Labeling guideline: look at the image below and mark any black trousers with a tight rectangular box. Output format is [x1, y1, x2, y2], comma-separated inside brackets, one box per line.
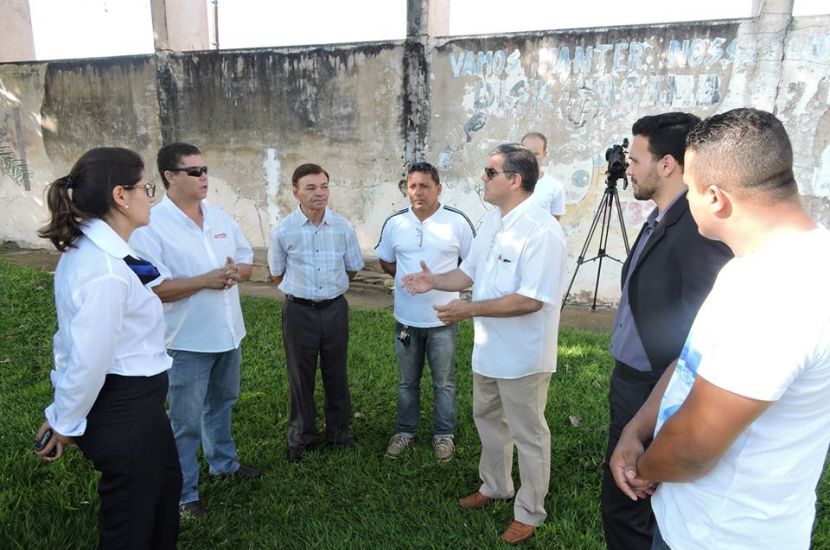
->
[601, 361, 661, 550]
[75, 372, 182, 550]
[282, 295, 351, 449]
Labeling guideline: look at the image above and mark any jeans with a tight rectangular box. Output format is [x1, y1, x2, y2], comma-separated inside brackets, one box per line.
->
[650, 524, 672, 550]
[395, 322, 458, 436]
[167, 347, 241, 504]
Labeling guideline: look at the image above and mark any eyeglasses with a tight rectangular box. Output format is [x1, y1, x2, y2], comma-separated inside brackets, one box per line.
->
[125, 183, 157, 198]
[483, 167, 512, 180]
[169, 166, 208, 177]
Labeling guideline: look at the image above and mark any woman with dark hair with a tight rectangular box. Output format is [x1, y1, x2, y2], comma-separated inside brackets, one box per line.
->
[34, 147, 181, 549]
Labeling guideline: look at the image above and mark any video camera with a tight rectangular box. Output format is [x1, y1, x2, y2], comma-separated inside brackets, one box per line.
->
[605, 138, 629, 189]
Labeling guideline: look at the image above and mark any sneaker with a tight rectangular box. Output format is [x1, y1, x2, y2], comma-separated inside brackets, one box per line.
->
[433, 436, 455, 462]
[384, 433, 414, 458]
[179, 500, 207, 519]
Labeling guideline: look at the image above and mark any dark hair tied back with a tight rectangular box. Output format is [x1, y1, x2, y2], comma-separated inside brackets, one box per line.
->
[39, 147, 144, 251]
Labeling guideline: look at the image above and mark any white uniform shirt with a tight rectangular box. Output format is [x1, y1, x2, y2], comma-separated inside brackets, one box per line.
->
[460, 198, 567, 379]
[375, 204, 475, 327]
[532, 173, 566, 217]
[268, 206, 364, 300]
[46, 219, 172, 437]
[130, 196, 253, 353]
[653, 228, 830, 550]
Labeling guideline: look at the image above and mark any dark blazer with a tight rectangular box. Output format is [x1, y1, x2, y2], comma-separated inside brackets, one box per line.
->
[622, 191, 732, 373]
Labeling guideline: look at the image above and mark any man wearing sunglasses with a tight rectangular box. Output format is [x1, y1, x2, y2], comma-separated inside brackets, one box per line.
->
[131, 142, 261, 521]
[402, 144, 567, 545]
[375, 162, 475, 462]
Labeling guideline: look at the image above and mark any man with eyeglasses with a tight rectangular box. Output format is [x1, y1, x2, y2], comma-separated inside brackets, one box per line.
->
[375, 162, 475, 462]
[402, 144, 567, 545]
[268, 163, 364, 464]
[131, 142, 261, 521]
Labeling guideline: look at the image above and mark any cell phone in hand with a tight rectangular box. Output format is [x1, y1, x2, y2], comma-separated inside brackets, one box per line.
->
[35, 428, 58, 458]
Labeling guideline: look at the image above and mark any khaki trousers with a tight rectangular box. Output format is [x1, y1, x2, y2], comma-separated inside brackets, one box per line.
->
[473, 371, 552, 526]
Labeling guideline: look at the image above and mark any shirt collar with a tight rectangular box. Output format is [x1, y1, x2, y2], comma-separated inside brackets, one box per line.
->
[81, 218, 134, 259]
[297, 205, 330, 226]
[159, 194, 205, 226]
[500, 196, 534, 231]
[653, 190, 686, 225]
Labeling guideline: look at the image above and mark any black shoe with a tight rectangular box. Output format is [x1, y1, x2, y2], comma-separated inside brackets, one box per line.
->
[329, 433, 358, 449]
[179, 500, 207, 519]
[233, 464, 262, 479]
[287, 446, 305, 463]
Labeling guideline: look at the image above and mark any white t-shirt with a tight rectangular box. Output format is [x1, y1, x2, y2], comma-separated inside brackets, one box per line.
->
[131, 196, 254, 353]
[460, 197, 568, 378]
[532, 173, 566, 217]
[653, 227, 830, 550]
[375, 205, 475, 328]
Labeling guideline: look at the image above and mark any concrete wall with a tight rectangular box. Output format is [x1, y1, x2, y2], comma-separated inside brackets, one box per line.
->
[2, 8, 829, 304]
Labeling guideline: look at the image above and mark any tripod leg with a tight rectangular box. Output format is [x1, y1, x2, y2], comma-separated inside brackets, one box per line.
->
[562, 188, 613, 309]
[591, 191, 614, 311]
[612, 188, 630, 254]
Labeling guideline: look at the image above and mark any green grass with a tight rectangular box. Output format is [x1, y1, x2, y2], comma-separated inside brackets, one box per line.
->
[0, 259, 827, 549]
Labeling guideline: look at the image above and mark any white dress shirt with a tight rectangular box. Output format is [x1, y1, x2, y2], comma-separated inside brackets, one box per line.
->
[130, 196, 254, 352]
[46, 218, 172, 437]
[375, 204, 475, 327]
[460, 198, 568, 378]
[268, 206, 364, 300]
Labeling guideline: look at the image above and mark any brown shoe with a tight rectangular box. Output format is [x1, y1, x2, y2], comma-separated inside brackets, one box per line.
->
[500, 520, 535, 545]
[458, 491, 495, 509]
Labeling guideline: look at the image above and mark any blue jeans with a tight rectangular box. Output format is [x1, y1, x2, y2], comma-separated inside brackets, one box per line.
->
[167, 347, 241, 504]
[395, 322, 458, 436]
[650, 524, 672, 550]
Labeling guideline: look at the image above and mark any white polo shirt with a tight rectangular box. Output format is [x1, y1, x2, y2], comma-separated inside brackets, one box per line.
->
[130, 195, 254, 353]
[532, 173, 566, 217]
[47, 219, 171, 436]
[460, 197, 567, 379]
[375, 204, 475, 328]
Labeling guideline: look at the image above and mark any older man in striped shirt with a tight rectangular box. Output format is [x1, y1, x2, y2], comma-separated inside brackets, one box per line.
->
[268, 163, 364, 463]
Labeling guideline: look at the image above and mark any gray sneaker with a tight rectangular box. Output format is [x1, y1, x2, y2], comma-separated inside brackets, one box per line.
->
[385, 433, 414, 458]
[433, 436, 455, 462]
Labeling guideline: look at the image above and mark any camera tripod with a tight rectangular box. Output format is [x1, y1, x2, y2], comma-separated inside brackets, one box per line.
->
[562, 180, 631, 311]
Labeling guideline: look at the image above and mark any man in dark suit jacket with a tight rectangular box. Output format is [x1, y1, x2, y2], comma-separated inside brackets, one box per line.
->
[601, 113, 733, 550]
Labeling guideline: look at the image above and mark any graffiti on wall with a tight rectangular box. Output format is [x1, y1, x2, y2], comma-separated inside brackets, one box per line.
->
[437, 34, 759, 205]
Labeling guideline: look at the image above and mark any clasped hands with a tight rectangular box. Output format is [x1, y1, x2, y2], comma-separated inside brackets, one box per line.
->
[205, 256, 241, 290]
[401, 260, 473, 324]
[609, 429, 659, 501]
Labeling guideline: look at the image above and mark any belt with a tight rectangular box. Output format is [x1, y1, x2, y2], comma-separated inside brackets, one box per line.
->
[286, 294, 341, 309]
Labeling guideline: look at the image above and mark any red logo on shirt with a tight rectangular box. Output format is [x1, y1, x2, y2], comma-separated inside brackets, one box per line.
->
[214, 233, 227, 239]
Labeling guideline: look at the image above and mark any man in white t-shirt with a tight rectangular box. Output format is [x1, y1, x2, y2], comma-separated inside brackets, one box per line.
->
[403, 144, 567, 545]
[131, 143, 261, 520]
[375, 162, 475, 462]
[521, 132, 565, 220]
[610, 108, 830, 550]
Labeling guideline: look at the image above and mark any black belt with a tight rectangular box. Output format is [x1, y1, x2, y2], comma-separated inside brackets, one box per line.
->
[286, 294, 341, 309]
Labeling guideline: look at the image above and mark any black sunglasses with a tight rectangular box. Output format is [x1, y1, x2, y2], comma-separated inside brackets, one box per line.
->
[170, 166, 208, 177]
[483, 167, 512, 180]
